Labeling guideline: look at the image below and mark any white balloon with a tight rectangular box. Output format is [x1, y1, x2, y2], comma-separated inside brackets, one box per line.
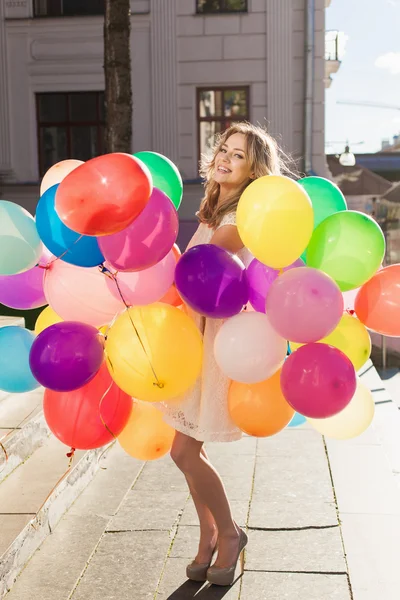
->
[214, 311, 287, 383]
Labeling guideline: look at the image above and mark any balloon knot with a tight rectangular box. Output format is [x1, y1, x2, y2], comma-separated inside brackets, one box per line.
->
[154, 381, 165, 389]
[66, 447, 75, 459]
[347, 309, 355, 316]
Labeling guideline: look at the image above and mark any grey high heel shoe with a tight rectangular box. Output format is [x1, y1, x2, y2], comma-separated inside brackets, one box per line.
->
[186, 544, 218, 582]
[206, 528, 248, 586]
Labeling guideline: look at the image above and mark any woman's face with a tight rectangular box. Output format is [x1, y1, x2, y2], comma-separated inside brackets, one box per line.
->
[213, 132, 254, 189]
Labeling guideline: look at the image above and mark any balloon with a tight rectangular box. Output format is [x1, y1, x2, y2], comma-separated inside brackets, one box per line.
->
[0, 327, 40, 393]
[34, 305, 63, 335]
[228, 370, 295, 437]
[0, 262, 46, 309]
[105, 250, 176, 306]
[44, 260, 123, 327]
[134, 151, 183, 210]
[247, 257, 304, 313]
[175, 244, 248, 318]
[40, 159, 84, 196]
[236, 176, 313, 269]
[36, 184, 104, 267]
[307, 379, 374, 440]
[55, 153, 152, 236]
[160, 284, 183, 307]
[105, 304, 203, 402]
[306, 211, 385, 291]
[43, 363, 132, 450]
[0, 200, 42, 275]
[287, 412, 307, 428]
[214, 312, 287, 383]
[266, 267, 343, 343]
[98, 188, 178, 272]
[298, 176, 347, 230]
[29, 322, 104, 392]
[280, 343, 356, 418]
[290, 314, 371, 371]
[354, 264, 400, 336]
[118, 400, 175, 460]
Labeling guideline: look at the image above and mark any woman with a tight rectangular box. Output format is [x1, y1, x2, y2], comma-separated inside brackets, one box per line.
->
[160, 122, 289, 586]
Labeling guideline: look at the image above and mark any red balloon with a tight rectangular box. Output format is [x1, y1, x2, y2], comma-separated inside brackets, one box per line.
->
[355, 264, 400, 336]
[55, 153, 152, 236]
[43, 362, 132, 450]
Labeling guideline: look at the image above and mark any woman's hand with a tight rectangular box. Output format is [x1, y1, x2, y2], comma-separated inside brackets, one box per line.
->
[210, 225, 244, 254]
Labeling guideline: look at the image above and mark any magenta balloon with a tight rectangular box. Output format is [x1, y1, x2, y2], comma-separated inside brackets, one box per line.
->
[281, 343, 356, 418]
[247, 257, 304, 313]
[98, 188, 179, 272]
[266, 267, 343, 343]
[0, 248, 52, 310]
[29, 321, 104, 392]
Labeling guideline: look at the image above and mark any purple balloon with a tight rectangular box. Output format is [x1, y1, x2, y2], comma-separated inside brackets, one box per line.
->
[281, 343, 356, 418]
[247, 257, 304, 313]
[0, 265, 47, 309]
[175, 244, 249, 318]
[98, 187, 179, 272]
[29, 322, 104, 392]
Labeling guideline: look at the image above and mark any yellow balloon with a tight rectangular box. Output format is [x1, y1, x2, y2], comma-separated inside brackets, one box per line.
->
[118, 400, 175, 461]
[237, 175, 313, 269]
[307, 379, 374, 440]
[34, 305, 63, 335]
[105, 303, 203, 402]
[290, 314, 371, 371]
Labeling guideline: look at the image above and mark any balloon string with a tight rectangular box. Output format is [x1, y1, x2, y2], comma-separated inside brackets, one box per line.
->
[37, 235, 85, 270]
[99, 265, 164, 389]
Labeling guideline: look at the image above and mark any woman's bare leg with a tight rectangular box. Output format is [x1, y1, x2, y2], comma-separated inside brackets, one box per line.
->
[171, 431, 241, 568]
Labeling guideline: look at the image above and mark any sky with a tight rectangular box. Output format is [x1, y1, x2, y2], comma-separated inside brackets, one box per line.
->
[325, 0, 400, 155]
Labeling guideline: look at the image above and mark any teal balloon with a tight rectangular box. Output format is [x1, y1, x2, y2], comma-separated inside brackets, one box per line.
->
[298, 177, 347, 231]
[134, 151, 183, 210]
[0, 326, 40, 393]
[0, 201, 42, 275]
[288, 413, 307, 428]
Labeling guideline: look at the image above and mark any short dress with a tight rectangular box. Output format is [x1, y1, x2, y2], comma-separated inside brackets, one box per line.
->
[158, 211, 253, 443]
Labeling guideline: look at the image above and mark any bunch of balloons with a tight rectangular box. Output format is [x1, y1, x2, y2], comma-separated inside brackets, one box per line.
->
[0, 152, 201, 460]
[175, 174, 396, 441]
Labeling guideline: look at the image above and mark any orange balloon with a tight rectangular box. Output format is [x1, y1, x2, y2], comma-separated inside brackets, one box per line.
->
[172, 243, 181, 261]
[55, 153, 152, 236]
[160, 283, 182, 307]
[228, 370, 295, 437]
[118, 400, 175, 460]
[355, 264, 400, 336]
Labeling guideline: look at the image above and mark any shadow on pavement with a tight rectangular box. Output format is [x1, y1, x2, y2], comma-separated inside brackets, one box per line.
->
[166, 576, 242, 599]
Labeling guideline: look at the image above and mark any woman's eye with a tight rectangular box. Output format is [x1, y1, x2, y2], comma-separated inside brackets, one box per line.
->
[220, 148, 227, 153]
[235, 154, 244, 159]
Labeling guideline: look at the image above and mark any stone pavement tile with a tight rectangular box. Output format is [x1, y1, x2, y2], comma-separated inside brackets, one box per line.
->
[156, 557, 241, 600]
[71, 530, 171, 600]
[245, 528, 346, 572]
[133, 456, 187, 492]
[0, 514, 33, 556]
[240, 572, 351, 599]
[0, 389, 43, 428]
[206, 435, 257, 457]
[107, 489, 188, 531]
[181, 499, 248, 528]
[169, 526, 200, 559]
[257, 429, 324, 457]
[222, 475, 254, 501]
[205, 452, 255, 478]
[249, 453, 337, 528]
[339, 513, 400, 600]
[326, 440, 400, 515]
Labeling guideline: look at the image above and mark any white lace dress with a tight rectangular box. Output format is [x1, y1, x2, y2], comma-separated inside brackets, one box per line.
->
[158, 212, 253, 442]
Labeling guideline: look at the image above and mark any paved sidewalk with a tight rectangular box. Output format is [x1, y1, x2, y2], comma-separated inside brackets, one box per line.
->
[5, 427, 351, 600]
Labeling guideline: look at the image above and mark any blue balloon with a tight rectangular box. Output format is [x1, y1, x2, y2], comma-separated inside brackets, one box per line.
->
[35, 184, 104, 267]
[0, 327, 40, 393]
[287, 412, 307, 428]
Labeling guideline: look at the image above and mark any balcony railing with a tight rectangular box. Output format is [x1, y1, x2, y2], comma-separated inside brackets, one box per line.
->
[34, 0, 104, 17]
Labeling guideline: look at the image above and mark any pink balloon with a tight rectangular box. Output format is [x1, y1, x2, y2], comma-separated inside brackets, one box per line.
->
[44, 260, 123, 327]
[247, 257, 304, 313]
[105, 250, 176, 306]
[98, 188, 179, 272]
[281, 343, 356, 418]
[266, 267, 343, 343]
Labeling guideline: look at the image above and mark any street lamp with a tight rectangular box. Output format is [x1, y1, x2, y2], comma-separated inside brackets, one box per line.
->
[339, 143, 356, 167]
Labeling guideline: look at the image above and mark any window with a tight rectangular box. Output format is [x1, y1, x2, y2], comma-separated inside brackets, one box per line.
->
[34, 0, 104, 17]
[36, 92, 105, 176]
[197, 87, 250, 158]
[196, 0, 247, 14]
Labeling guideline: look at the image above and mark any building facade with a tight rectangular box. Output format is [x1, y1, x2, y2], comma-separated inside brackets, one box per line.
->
[0, 0, 332, 229]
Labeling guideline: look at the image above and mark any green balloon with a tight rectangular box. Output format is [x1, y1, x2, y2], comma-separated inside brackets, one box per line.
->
[0, 201, 42, 275]
[298, 177, 347, 230]
[306, 211, 385, 291]
[134, 151, 183, 210]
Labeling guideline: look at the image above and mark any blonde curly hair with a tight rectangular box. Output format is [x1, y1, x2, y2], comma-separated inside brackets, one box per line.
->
[197, 122, 295, 228]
